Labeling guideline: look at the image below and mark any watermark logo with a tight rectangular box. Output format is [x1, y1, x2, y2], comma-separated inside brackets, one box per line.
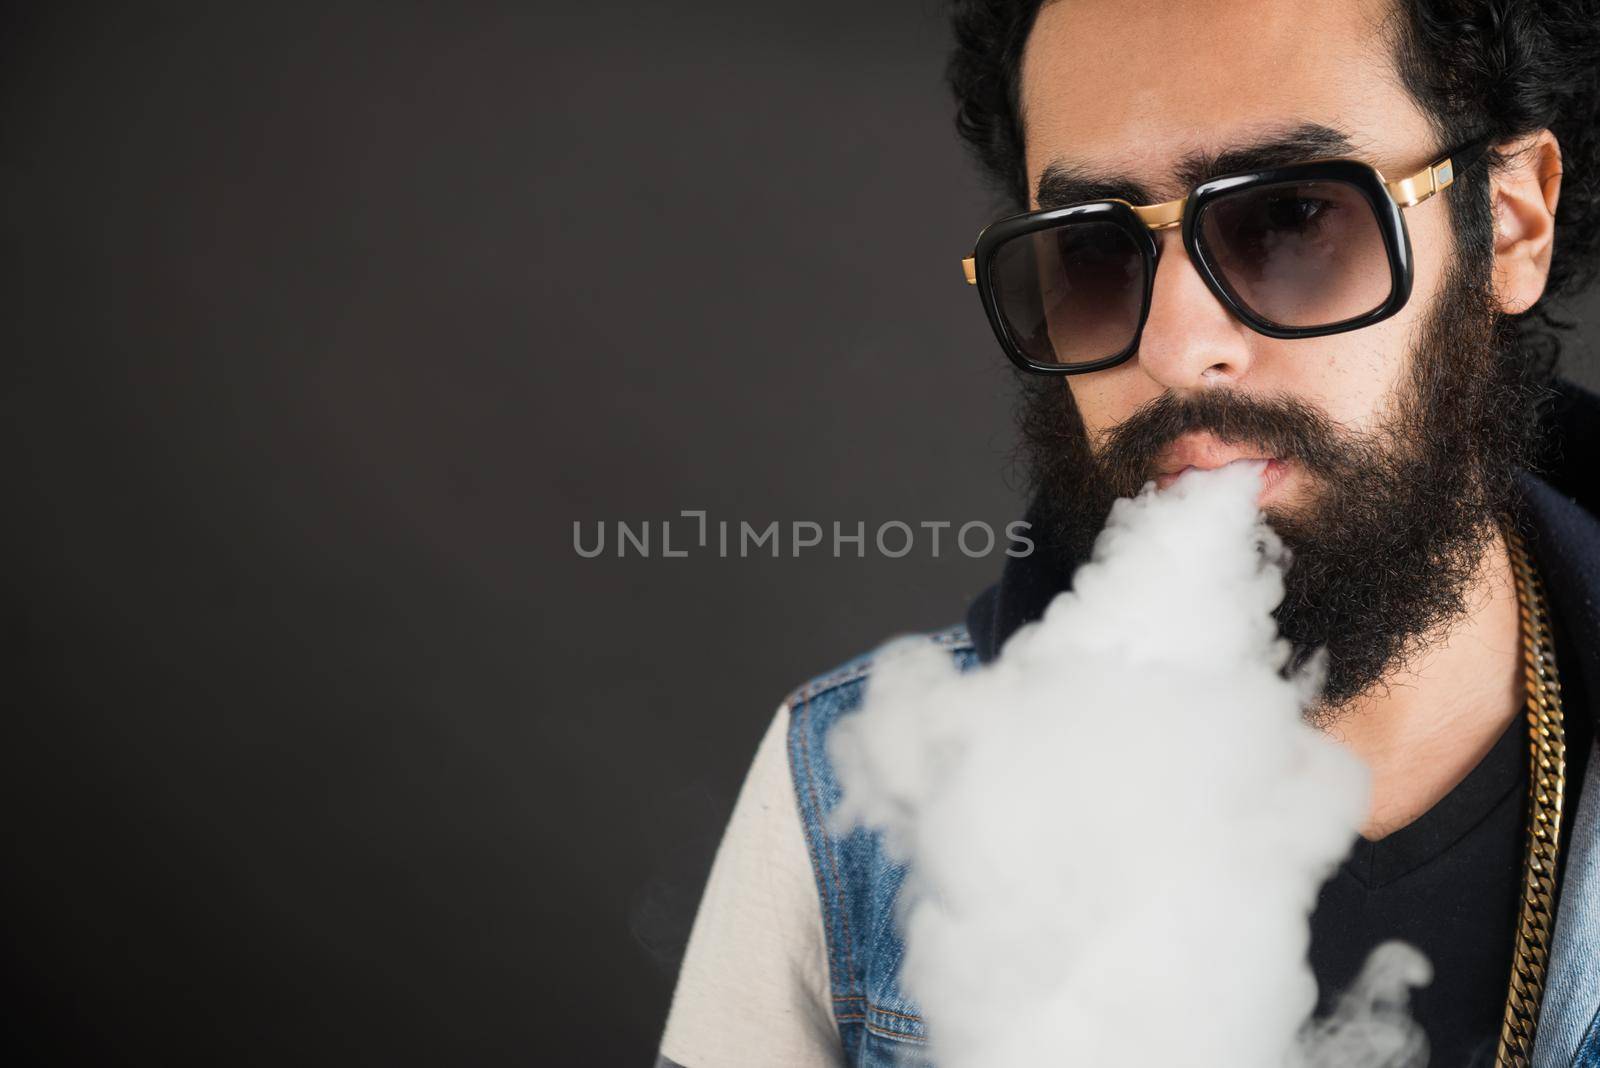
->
[574, 511, 1033, 559]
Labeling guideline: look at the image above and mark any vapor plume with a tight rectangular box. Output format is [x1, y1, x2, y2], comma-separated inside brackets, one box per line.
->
[829, 462, 1429, 1066]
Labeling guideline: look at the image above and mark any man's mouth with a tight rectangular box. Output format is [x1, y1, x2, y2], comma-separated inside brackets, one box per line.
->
[1152, 434, 1290, 497]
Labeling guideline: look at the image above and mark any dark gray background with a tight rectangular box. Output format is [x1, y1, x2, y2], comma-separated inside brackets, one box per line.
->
[7, 3, 1597, 1065]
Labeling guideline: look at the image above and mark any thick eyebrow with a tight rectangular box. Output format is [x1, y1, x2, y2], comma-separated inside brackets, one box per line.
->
[1034, 123, 1359, 210]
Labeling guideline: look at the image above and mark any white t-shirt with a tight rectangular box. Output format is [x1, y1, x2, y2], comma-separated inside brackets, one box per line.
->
[657, 706, 843, 1067]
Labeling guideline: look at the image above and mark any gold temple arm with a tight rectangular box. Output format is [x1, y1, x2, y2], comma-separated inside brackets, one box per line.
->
[1383, 155, 1457, 208]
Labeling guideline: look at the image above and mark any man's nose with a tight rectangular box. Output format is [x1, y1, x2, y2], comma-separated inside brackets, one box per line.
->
[1135, 234, 1258, 389]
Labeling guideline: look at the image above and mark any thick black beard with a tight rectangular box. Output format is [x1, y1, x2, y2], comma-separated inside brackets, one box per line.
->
[1019, 267, 1545, 715]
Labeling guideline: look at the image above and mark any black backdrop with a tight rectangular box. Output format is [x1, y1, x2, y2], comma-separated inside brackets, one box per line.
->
[7, 4, 1598, 1065]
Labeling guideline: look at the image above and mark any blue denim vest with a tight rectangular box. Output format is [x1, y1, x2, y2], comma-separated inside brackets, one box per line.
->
[785, 473, 1600, 1067]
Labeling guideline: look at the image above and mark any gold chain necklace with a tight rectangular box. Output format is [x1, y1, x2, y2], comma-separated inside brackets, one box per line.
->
[1495, 528, 1568, 1066]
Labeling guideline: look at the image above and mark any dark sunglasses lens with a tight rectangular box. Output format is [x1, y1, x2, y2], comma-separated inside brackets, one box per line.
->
[1197, 179, 1393, 329]
[989, 219, 1147, 367]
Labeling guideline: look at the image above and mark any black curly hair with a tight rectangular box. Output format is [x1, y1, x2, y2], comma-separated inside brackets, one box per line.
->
[948, 0, 1600, 384]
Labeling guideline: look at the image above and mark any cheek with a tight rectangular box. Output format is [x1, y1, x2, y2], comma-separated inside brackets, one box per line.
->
[1259, 333, 1404, 433]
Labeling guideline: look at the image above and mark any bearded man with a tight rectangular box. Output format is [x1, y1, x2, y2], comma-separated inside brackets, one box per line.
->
[659, 1, 1600, 1065]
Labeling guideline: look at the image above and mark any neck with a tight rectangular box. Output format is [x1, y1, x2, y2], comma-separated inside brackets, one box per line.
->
[1323, 528, 1524, 840]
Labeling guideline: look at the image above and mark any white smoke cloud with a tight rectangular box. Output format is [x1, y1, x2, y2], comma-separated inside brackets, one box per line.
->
[828, 462, 1431, 1067]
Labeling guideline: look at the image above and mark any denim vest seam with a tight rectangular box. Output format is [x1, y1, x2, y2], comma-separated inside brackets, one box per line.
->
[869, 1003, 924, 1023]
[779, 627, 973, 713]
[783, 664, 873, 712]
[866, 999, 929, 1041]
[866, 1000, 928, 1043]
[821, 995, 937, 1026]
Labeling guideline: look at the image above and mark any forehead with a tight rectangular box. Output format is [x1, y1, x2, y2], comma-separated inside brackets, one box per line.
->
[1019, 0, 1432, 202]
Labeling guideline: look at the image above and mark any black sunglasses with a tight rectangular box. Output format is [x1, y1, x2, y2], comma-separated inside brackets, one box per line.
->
[961, 139, 1491, 375]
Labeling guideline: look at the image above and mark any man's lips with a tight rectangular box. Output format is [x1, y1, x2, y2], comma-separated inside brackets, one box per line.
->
[1152, 434, 1288, 494]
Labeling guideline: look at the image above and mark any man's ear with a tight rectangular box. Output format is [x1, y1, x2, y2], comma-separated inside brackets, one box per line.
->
[1489, 130, 1562, 315]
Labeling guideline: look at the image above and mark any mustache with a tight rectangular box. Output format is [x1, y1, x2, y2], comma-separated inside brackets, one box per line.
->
[1095, 391, 1369, 496]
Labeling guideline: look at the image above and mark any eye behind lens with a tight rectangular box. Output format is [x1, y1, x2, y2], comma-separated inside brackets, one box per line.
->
[1196, 179, 1394, 331]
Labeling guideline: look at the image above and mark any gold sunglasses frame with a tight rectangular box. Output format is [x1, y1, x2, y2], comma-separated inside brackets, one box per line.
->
[961, 149, 1463, 285]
